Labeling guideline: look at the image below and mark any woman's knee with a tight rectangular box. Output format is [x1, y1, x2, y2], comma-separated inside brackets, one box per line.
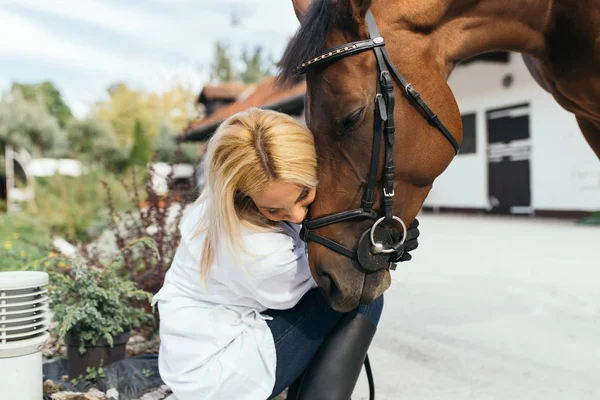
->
[356, 294, 384, 326]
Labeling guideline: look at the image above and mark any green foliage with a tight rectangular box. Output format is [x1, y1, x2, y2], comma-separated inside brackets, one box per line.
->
[67, 118, 129, 170]
[178, 142, 202, 164]
[128, 120, 152, 166]
[210, 41, 236, 83]
[153, 121, 200, 164]
[0, 212, 52, 271]
[92, 82, 196, 148]
[71, 367, 105, 386]
[11, 81, 73, 128]
[26, 238, 157, 354]
[0, 91, 69, 157]
[209, 42, 274, 84]
[240, 45, 274, 84]
[577, 210, 600, 225]
[28, 163, 144, 242]
[154, 121, 177, 163]
[88, 161, 195, 294]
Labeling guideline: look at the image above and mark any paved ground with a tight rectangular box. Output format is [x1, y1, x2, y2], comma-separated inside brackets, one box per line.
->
[352, 213, 600, 400]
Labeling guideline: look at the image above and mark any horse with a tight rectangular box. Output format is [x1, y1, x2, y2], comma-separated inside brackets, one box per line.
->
[276, 0, 600, 312]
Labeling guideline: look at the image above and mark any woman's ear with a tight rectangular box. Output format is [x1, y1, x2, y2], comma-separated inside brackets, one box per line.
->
[292, 0, 313, 21]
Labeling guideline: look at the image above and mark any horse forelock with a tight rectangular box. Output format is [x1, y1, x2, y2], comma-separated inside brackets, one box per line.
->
[276, 0, 332, 86]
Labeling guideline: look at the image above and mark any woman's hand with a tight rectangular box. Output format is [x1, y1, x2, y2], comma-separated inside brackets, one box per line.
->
[396, 218, 420, 262]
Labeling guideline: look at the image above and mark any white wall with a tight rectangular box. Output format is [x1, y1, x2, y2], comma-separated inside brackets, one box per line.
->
[424, 53, 600, 212]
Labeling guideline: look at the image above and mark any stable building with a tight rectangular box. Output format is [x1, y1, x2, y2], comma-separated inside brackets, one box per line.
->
[423, 52, 600, 217]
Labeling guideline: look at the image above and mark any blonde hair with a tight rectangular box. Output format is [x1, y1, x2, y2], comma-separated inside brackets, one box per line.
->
[195, 107, 317, 282]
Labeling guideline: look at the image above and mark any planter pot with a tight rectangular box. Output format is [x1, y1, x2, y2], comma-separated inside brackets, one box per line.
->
[64, 330, 130, 379]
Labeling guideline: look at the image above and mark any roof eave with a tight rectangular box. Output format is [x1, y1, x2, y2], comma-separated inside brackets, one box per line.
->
[178, 93, 305, 143]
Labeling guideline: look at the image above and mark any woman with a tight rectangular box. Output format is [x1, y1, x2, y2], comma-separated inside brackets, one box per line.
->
[153, 108, 418, 400]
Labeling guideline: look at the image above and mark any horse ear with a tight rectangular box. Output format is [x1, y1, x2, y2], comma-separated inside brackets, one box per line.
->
[348, 0, 372, 19]
[292, 0, 312, 21]
[335, 0, 372, 35]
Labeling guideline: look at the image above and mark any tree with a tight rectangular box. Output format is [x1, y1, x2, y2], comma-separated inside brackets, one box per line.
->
[11, 81, 73, 128]
[209, 41, 236, 83]
[92, 83, 196, 149]
[146, 83, 196, 134]
[240, 45, 274, 84]
[154, 121, 177, 163]
[0, 91, 68, 157]
[153, 121, 202, 164]
[67, 117, 128, 169]
[93, 83, 152, 148]
[128, 120, 151, 166]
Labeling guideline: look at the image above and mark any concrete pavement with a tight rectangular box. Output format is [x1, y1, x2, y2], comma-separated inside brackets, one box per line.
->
[352, 213, 600, 400]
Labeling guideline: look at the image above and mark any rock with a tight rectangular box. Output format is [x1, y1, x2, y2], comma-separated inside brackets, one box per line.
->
[126, 333, 160, 357]
[51, 393, 88, 400]
[44, 379, 64, 395]
[88, 388, 106, 399]
[43, 326, 66, 360]
[128, 335, 145, 344]
[44, 355, 164, 400]
[138, 385, 172, 400]
[50, 388, 107, 400]
[106, 388, 119, 400]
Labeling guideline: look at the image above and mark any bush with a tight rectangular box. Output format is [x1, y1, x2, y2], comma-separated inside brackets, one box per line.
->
[28, 163, 146, 243]
[67, 118, 129, 171]
[0, 90, 68, 157]
[128, 120, 151, 167]
[0, 212, 52, 271]
[83, 161, 195, 294]
[153, 121, 177, 163]
[26, 238, 157, 354]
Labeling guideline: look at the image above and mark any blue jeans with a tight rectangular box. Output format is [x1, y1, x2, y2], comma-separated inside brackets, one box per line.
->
[265, 288, 384, 398]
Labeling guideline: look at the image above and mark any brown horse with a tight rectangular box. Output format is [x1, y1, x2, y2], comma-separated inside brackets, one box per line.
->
[277, 0, 600, 311]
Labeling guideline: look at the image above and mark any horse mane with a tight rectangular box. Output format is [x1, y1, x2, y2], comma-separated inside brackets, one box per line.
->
[276, 0, 332, 86]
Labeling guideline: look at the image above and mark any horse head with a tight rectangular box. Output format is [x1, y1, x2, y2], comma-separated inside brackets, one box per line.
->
[278, 0, 464, 311]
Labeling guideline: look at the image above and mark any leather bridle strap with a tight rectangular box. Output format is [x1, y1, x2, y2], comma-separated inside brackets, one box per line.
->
[294, 38, 386, 75]
[301, 208, 378, 260]
[366, 14, 396, 222]
[365, 11, 460, 154]
[360, 95, 385, 212]
[303, 208, 377, 230]
[302, 230, 358, 259]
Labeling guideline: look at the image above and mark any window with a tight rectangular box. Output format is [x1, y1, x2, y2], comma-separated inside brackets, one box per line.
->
[459, 113, 477, 154]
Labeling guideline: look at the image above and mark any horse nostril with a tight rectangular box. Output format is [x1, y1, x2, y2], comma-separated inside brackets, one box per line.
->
[316, 266, 335, 298]
[319, 273, 333, 298]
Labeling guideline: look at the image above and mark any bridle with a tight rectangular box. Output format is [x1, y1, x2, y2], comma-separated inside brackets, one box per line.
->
[295, 10, 460, 272]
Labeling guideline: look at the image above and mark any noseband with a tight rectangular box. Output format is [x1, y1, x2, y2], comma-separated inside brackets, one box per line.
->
[296, 10, 460, 272]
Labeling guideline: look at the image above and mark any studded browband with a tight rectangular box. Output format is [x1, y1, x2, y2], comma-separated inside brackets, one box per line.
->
[293, 37, 386, 75]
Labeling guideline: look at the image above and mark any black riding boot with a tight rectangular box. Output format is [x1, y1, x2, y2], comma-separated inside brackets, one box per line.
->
[289, 311, 377, 400]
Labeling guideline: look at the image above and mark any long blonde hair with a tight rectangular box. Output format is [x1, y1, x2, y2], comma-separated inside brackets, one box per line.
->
[195, 107, 317, 282]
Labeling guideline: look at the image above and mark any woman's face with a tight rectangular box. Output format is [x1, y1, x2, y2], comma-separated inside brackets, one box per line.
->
[251, 181, 316, 224]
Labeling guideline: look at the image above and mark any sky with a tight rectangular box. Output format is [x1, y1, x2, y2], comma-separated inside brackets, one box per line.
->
[0, 0, 301, 118]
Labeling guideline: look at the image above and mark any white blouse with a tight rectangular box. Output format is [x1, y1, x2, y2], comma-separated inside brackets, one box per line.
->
[152, 201, 317, 400]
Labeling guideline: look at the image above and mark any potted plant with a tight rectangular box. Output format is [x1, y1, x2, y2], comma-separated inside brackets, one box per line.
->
[27, 238, 156, 379]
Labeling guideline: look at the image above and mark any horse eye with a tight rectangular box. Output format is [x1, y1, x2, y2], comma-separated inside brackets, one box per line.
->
[339, 108, 365, 134]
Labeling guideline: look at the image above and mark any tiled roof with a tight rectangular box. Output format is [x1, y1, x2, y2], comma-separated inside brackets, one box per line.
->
[181, 77, 306, 141]
[198, 83, 252, 101]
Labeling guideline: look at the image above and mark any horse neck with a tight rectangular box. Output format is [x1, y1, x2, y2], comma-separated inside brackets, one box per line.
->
[380, 0, 556, 76]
